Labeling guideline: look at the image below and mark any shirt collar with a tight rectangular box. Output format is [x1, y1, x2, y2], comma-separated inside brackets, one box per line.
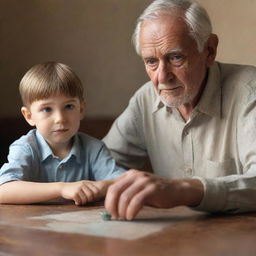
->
[196, 62, 221, 118]
[69, 134, 82, 164]
[151, 62, 221, 118]
[152, 96, 164, 113]
[36, 130, 53, 161]
[36, 130, 82, 163]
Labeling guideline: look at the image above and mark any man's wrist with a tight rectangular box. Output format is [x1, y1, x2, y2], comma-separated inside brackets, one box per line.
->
[178, 178, 204, 207]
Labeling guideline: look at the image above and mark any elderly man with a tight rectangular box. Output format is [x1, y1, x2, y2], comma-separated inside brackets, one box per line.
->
[103, 0, 256, 220]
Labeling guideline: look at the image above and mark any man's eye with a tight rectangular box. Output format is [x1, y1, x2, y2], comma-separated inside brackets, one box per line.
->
[169, 55, 184, 66]
[145, 58, 158, 66]
[65, 104, 74, 110]
[42, 107, 51, 112]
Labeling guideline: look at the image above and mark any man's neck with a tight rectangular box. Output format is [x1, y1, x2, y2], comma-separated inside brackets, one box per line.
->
[177, 104, 194, 121]
[177, 70, 209, 121]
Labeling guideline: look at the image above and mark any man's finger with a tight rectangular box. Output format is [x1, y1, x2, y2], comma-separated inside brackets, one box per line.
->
[117, 175, 152, 219]
[105, 172, 137, 218]
[125, 183, 156, 220]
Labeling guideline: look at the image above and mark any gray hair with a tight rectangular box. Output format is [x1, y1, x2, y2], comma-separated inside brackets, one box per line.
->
[132, 0, 212, 54]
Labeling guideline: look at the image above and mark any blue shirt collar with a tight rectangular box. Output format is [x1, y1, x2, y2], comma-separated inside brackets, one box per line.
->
[69, 134, 82, 164]
[35, 130, 81, 163]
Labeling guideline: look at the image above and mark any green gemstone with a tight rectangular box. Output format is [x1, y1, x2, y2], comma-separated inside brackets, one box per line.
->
[101, 211, 112, 221]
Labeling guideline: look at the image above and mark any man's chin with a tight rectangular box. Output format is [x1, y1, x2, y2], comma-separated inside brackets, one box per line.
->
[160, 92, 196, 108]
[160, 96, 184, 108]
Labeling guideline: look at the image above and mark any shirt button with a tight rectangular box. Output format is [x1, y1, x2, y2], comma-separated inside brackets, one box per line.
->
[185, 168, 193, 177]
[59, 164, 64, 169]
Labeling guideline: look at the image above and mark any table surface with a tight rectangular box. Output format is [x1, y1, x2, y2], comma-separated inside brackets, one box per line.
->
[1, 201, 256, 256]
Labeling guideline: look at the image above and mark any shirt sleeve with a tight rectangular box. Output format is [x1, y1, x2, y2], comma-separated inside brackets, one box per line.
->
[89, 143, 126, 180]
[103, 94, 148, 169]
[194, 95, 256, 213]
[0, 140, 36, 185]
[0, 142, 34, 185]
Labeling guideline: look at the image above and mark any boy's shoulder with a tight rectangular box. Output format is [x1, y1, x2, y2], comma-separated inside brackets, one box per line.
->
[76, 132, 105, 149]
[7, 129, 41, 160]
[11, 129, 38, 148]
[75, 132, 110, 161]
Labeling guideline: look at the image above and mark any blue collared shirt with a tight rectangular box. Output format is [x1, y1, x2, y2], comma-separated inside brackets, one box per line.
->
[0, 129, 126, 184]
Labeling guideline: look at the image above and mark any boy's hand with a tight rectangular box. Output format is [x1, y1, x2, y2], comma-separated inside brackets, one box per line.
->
[60, 180, 107, 205]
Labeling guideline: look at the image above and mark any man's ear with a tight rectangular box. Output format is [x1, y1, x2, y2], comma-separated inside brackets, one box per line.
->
[21, 106, 35, 126]
[205, 34, 219, 67]
[80, 101, 86, 120]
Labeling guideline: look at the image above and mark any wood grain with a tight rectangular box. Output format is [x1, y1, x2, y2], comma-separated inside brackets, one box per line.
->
[0, 203, 256, 256]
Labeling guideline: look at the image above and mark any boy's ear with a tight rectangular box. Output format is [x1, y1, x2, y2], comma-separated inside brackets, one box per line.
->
[80, 101, 86, 120]
[21, 106, 35, 126]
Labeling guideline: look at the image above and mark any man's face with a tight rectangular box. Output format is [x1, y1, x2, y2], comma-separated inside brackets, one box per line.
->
[140, 15, 214, 109]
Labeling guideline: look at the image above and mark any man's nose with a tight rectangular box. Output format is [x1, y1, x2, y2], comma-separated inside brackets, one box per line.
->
[157, 62, 173, 84]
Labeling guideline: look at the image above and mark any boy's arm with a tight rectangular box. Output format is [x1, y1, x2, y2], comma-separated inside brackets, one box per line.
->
[0, 179, 115, 205]
[0, 181, 64, 204]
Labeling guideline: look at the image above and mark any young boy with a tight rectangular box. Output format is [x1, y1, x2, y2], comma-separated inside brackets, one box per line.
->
[0, 61, 126, 205]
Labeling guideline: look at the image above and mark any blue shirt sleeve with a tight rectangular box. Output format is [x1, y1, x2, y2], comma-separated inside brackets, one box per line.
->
[0, 141, 35, 185]
[89, 142, 126, 180]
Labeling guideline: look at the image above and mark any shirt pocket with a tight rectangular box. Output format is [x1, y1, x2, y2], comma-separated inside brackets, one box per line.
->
[205, 158, 236, 178]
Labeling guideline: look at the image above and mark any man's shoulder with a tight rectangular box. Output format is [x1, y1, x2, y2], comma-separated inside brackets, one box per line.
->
[134, 80, 155, 95]
[130, 80, 157, 106]
[219, 62, 256, 85]
[219, 62, 256, 101]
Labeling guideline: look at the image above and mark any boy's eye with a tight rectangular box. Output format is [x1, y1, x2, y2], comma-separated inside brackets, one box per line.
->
[42, 107, 52, 113]
[65, 104, 74, 110]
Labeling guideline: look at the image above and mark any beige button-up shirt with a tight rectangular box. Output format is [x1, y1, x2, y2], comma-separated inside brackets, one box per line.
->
[103, 62, 256, 213]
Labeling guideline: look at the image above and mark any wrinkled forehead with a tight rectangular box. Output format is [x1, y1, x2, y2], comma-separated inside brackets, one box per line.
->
[139, 15, 196, 56]
[140, 14, 190, 42]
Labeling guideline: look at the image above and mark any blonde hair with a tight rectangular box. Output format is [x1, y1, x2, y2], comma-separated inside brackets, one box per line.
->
[19, 61, 85, 106]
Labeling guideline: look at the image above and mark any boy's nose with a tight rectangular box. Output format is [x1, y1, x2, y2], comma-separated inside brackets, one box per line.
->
[55, 111, 66, 123]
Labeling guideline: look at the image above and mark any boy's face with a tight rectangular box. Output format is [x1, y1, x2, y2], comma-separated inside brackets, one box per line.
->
[21, 94, 85, 154]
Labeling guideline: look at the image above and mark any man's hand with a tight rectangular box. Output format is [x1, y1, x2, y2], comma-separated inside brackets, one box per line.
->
[60, 180, 107, 205]
[104, 170, 204, 220]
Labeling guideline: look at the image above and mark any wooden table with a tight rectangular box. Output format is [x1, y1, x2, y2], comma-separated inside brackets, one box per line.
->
[1, 202, 256, 256]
